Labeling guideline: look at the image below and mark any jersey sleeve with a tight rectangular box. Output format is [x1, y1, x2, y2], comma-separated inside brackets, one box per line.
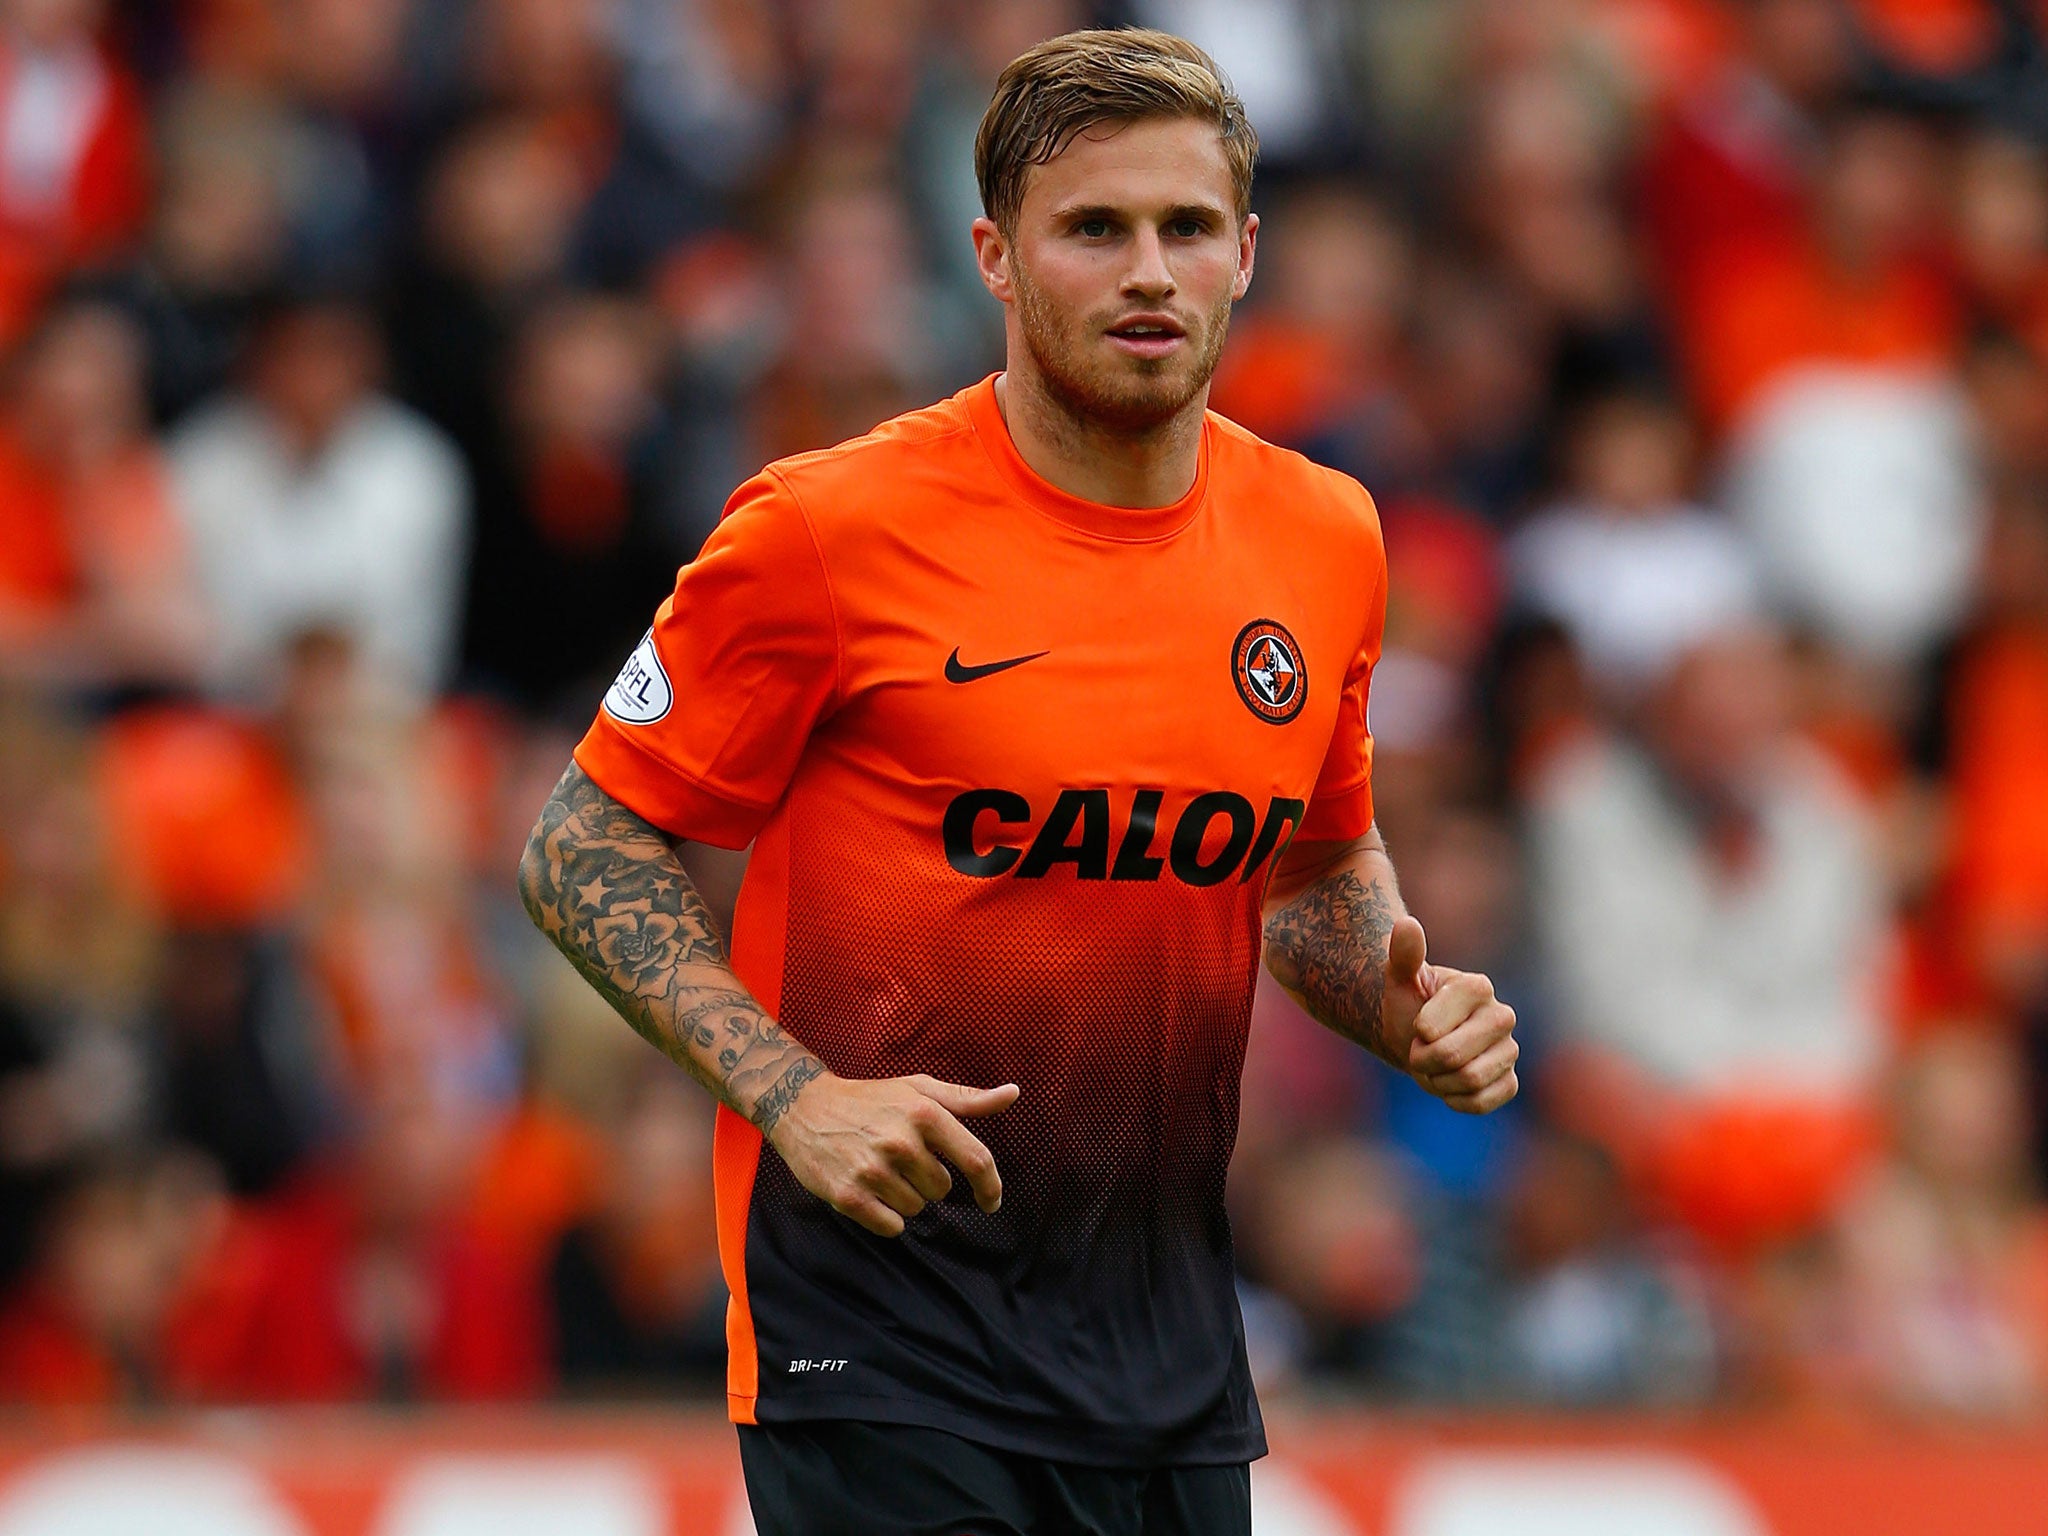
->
[573, 470, 840, 847]
[1299, 489, 1388, 843]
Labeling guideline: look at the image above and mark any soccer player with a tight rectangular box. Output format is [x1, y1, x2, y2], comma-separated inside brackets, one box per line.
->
[519, 28, 1518, 1536]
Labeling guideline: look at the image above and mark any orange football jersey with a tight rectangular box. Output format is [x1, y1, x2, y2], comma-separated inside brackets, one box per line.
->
[574, 374, 1385, 1464]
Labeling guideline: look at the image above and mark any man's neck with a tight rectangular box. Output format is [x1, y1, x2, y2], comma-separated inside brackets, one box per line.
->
[262, 398, 358, 467]
[994, 368, 1205, 510]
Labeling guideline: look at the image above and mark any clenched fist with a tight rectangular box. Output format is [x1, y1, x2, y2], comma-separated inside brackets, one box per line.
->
[767, 1072, 1020, 1236]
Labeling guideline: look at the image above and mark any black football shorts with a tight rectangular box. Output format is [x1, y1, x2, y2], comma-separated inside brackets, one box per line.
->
[737, 1419, 1253, 1536]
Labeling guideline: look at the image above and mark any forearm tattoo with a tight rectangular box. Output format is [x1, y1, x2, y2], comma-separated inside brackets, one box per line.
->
[518, 762, 823, 1132]
[1263, 866, 1399, 1068]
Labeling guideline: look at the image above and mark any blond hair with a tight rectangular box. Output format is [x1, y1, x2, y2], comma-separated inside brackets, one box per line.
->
[975, 28, 1258, 234]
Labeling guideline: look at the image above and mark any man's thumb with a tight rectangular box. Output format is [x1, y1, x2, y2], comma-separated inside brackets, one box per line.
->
[919, 1078, 1021, 1118]
[1387, 915, 1429, 988]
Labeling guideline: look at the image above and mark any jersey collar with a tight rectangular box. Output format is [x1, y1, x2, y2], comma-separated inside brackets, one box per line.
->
[965, 373, 1211, 542]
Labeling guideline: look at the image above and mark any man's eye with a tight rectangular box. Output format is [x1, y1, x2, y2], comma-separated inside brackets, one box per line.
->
[1077, 220, 1111, 238]
[1171, 219, 1204, 237]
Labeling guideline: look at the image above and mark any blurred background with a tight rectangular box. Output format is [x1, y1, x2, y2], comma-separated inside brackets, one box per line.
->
[4, 0, 2048, 1521]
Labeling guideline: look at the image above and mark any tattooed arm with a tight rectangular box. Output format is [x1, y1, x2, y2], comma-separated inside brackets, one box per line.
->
[1262, 826, 1520, 1115]
[518, 761, 820, 1126]
[519, 763, 1016, 1233]
[1262, 828, 1404, 1069]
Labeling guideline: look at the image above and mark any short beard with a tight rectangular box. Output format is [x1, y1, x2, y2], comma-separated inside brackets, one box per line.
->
[1011, 262, 1233, 439]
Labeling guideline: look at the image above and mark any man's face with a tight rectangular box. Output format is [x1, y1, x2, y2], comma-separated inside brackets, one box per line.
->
[976, 115, 1256, 433]
[254, 306, 380, 449]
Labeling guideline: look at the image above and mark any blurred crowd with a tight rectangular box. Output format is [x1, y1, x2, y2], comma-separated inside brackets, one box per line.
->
[4, 0, 2048, 1420]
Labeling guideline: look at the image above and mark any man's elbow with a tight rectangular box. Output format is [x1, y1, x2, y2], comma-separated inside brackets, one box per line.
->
[1259, 907, 1304, 990]
[1264, 831, 1376, 910]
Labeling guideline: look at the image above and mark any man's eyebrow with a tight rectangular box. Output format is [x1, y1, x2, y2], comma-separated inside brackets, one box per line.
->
[1048, 201, 1230, 224]
[1049, 203, 1122, 224]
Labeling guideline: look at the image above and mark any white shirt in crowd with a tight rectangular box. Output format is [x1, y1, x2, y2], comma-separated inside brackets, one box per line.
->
[1508, 502, 1763, 697]
[168, 396, 470, 701]
[1721, 366, 1983, 664]
[1528, 733, 1887, 1099]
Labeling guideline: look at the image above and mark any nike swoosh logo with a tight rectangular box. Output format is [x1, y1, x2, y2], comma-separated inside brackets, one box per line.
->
[945, 647, 1050, 684]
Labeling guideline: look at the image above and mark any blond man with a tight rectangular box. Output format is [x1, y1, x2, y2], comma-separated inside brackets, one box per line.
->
[522, 28, 1517, 1535]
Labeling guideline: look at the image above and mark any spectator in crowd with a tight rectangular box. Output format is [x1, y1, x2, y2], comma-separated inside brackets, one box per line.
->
[0, 297, 211, 691]
[1837, 1028, 2048, 1416]
[1637, 0, 1851, 321]
[296, 681, 518, 1125]
[1231, 1130, 1423, 1388]
[1684, 102, 1955, 435]
[902, 0, 1086, 351]
[744, 174, 960, 466]
[1931, 482, 2048, 1171]
[387, 111, 587, 462]
[0, 711, 159, 1287]
[153, 926, 334, 1200]
[164, 1075, 545, 1402]
[168, 290, 470, 703]
[613, 0, 787, 199]
[1404, 267, 1553, 522]
[1455, 59, 1665, 402]
[1369, 499, 1504, 780]
[1721, 359, 1982, 672]
[1530, 621, 1889, 1258]
[96, 698, 310, 930]
[264, 0, 419, 284]
[120, 88, 292, 423]
[1497, 1130, 1716, 1405]
[0, 1151, 230, 1405]
[1508, 387, 1759, 699]
[782, 0, 927, 169]
[0, 0, 148, 342]
[1953, 132, 2048, 337]
[1377, 804, 1534, 1207]
[548, 1075, 724, 1395]
[1206, 180, 1420, 485]
[1963, 327, 2048, 484]
[1129, 0, 1365, 168]
[460, 292, 687, 708]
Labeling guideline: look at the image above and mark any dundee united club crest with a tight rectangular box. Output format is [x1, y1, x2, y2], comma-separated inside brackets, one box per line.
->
[1232, 619, 1306, 725]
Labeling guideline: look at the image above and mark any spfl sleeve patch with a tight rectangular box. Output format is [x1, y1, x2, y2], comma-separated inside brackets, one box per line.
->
[603, 628, 673, 724]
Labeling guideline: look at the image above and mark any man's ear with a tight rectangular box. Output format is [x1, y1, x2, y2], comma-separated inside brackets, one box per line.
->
[971, 216, 1013, 304]
[1232, 212, 1259, 302]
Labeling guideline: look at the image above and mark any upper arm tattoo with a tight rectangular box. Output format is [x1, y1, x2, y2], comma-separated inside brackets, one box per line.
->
[518, 762, 821, 1132]
[1263, 864, 1399, 1067]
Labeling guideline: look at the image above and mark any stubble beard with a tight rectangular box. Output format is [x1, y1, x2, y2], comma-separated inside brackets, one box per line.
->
[1011, 262, 1234, 440]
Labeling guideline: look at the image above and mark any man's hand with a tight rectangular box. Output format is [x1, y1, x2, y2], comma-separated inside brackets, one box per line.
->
[1380, 915, 1519, 1114]
[520, 764, 1021, 1217]
[767, 1072, 1020, 1237]
[1262, 827, 1519, 1115]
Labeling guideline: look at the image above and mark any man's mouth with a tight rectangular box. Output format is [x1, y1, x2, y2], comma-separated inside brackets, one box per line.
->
[1105, 315, 1187, 356]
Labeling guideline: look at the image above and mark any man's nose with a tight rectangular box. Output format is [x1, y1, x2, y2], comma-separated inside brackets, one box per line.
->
[1122, 226, 1176, 297]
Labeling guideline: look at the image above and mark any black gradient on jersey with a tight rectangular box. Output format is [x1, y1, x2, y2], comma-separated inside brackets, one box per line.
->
[744, 790, 1268, 1467]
